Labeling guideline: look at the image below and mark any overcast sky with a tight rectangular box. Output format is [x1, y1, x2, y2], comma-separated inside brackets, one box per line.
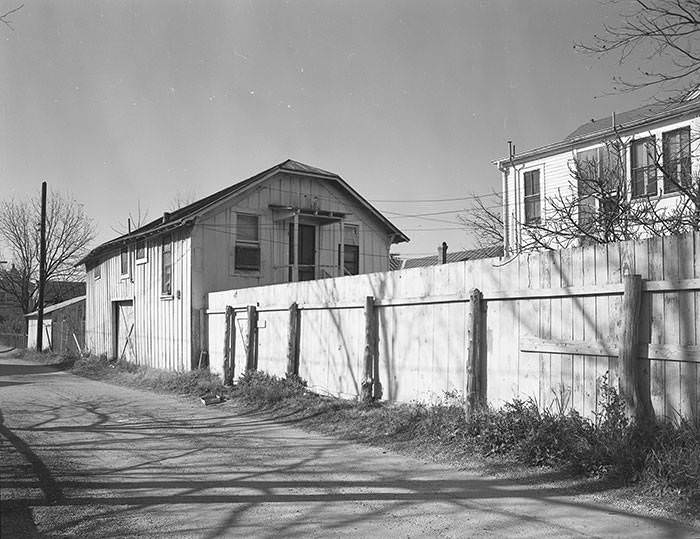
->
[1, 0, 657, 257]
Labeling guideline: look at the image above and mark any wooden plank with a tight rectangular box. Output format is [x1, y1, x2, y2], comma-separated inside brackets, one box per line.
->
[539, 251, 553, 410]
[594, 242, 610, 417]
[559, 247, 574, 412]
[521, 337, 617, 356]
[678, 233, 697, 420]
[619, 275, 645, 418]
[521, 337, 700, 363]
[663, 235, 681, 421]
[648, 236, 666, 418]
[582, 244, 598, 418]
[570, 246, 586, 415]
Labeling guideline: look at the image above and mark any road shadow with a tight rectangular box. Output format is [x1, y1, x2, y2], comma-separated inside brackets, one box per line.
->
[1, 395, 695, 538]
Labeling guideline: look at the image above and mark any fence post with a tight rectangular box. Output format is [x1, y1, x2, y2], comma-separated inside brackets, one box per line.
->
[618, 274, 646, 419]
[246, 305, 258, 371]
[465, 288, 485, 419]
[372, 301, 382, 401]
[286, 302, 300, 377]
[223, 306, 234, 385]
[361, 296, 376, 403]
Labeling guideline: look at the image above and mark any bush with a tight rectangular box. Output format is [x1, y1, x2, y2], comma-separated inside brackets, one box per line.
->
[235, 371, 308, 405]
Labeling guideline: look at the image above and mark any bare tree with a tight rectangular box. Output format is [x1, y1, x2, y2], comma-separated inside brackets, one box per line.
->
[0, 191, 95, 314]
[513, 135, 700, 251]
[577, 0, 700, 101]
[0, 4, 23, 30]
[111, 200, 150, 235]
[169, 189, 198, 211]
[459, 191, 504, 249]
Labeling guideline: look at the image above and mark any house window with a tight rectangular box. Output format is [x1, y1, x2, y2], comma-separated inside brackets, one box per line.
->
[523, 169, 541, 224]
[161, 234, 172, 296]
[135, 239, 147, 263]
[338, 224, 360, 276]
[662, 127, 691, 193]
[576, 143, 625, 191]
[93, 264, 101, 280]
[631, 137, 657, 198]
[234, 213, 260, 271]
[120, 246, 129, 277]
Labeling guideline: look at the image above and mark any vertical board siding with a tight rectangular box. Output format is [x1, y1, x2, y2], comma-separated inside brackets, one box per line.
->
[85, 229, 192, 370]
[208, 232, 700, 421]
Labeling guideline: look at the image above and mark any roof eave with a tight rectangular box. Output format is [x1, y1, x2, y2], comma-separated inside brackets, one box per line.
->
[494, 100, 700, 168]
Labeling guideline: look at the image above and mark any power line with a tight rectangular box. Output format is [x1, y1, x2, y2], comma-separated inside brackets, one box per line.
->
[370, 192, 503, 203]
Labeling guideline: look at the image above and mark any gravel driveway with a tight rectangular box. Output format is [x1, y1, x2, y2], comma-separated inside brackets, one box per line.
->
[1, 353, 697, 538]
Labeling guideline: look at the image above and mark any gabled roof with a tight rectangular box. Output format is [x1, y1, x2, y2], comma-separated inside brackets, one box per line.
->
[396, 245, 503, 269]
[80, 159, 408, 265]
[495, 98, 700, 168]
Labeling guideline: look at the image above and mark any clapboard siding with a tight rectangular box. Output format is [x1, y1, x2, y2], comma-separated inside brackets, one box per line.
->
[502, 115, 700, 251]
[208, 232, 700, 421]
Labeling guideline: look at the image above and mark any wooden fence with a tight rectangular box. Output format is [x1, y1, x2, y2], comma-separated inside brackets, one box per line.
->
[207, 233, 700, 421]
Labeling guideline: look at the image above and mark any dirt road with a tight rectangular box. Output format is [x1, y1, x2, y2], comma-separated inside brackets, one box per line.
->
[1, 353, 697, 538]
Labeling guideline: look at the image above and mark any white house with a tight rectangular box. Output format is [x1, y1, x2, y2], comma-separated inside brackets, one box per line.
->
[79, 160, 408, 370]
[495, 99, 700, 252]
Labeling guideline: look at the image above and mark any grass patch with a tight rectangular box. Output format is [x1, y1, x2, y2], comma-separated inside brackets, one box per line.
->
[69, 355, 225, 398]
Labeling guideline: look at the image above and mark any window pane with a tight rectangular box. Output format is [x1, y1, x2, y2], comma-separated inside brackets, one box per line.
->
[120, 248, 129, 275]
[237, 214, 258, 242]
[136, 239, 146, 260]
[161, 235, 172, 295]
[338, 244, 359, 275]
[343, 225, 359, 246]
[524, 170, 539, 196]
[235, 245, 260, 270]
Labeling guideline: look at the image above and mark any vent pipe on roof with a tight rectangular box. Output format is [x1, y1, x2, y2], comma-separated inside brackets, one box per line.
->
[162, 212, 170, 223]
[612, 111, 616, 132]
[438, 242, 448, 264]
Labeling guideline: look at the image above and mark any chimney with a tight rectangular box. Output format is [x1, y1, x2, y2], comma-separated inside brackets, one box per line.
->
[438, 242, 448, 264]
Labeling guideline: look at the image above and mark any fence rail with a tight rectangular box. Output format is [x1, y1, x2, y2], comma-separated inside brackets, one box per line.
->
[207, 232, 700, 421]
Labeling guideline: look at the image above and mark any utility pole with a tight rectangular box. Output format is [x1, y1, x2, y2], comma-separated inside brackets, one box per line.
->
[36, 181, 47, 351]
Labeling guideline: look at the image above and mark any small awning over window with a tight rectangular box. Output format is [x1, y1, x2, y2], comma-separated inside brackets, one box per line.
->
[269, 204, 349, 225]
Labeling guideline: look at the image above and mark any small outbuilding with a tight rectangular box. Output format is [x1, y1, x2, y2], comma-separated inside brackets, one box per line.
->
[26, 295, 86, 355]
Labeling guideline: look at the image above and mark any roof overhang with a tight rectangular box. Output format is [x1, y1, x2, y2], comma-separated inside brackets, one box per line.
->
[493, 100, 700, 170]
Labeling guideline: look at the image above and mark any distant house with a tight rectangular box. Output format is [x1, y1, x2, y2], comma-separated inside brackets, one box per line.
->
[26, 295, 85, 355]
[495, 99, 700, 252]
[80, 160, 408, 370]
[0, 263, 85, 333]
[393, 245, 503, 270]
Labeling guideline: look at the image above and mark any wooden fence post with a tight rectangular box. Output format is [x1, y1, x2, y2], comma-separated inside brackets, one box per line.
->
[361, 296, 376, 402]
[618, 274, 646, 419]
[223, 306, 234, 385]
[286, 302, 300, 377]
[465, 288, 485, 419]
[246, 305, 258, 372]
[372, 301, 382, 401]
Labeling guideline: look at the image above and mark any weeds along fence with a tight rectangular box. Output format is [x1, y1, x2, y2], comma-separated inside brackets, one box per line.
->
[207, 232, 700, 421]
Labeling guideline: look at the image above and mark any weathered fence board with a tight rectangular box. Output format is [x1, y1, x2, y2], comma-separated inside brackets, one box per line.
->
[207, 232, 700, 420]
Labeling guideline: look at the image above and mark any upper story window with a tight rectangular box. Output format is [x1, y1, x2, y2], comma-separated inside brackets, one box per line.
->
[120, 246, 129, 277]
[576, 143, 625, 191]
[93, 264, 101, 280]
[631, 136, 657, 198]
[523, 169, 541, 224]
[234, 213, 260, 272]
[662, 127, 691, 193]
[161, 234, 172, 296]
[338, 224, 359, 276]
[135, 239, 147, 263]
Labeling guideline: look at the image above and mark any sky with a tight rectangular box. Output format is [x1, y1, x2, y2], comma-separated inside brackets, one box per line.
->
[0, 0, 659, 257]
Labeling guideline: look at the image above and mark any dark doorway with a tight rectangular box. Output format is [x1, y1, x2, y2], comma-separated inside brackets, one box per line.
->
[289, 223, 316, 281]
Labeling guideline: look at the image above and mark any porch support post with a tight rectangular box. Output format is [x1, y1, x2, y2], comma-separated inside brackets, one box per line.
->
[293, 211, 299, 282]
[338, 217, 345, 277]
